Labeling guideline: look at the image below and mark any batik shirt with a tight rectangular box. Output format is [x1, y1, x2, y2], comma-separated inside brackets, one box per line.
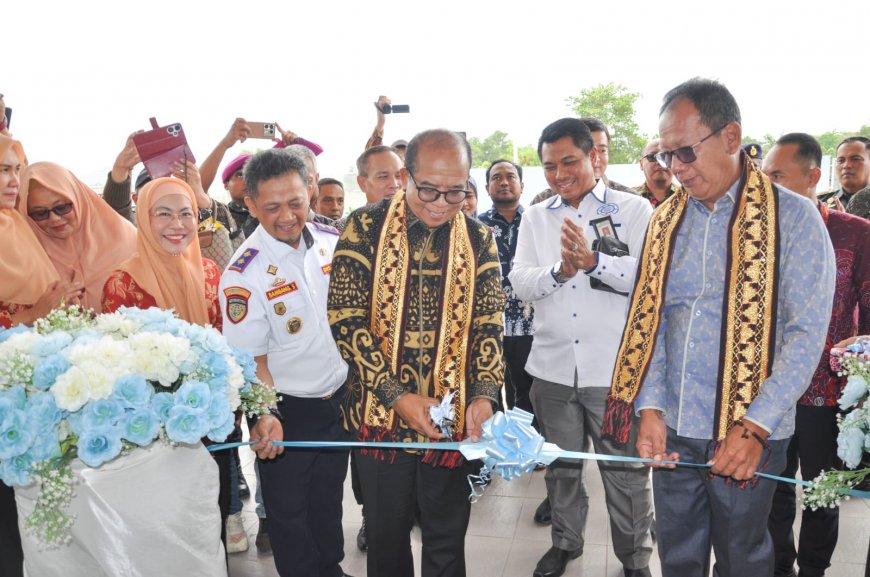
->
[801, 207, 870, 407]
[327, 199, 505, 446]
[479, 207, 534, 337]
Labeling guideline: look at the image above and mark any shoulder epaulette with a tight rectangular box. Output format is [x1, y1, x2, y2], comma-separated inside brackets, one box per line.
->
[228, 248, 259, 273]
[311, 222, 340, 236]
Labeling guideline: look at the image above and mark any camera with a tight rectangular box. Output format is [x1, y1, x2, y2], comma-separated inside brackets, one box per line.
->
[381, 103, 410, 114]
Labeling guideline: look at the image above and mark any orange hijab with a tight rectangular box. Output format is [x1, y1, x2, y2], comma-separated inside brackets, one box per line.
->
[0, 136, 59, 305]
[119, 178, 209, 325]
[18, 162, 137, 312]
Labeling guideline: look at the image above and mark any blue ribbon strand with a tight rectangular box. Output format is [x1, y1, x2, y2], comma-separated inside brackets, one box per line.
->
[206, 409, 870, 500]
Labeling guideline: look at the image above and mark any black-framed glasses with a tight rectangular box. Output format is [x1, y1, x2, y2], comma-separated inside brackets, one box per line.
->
[28, 202, 74, 221]
[655, 124, 728, 169]
[641, 153, 657, 164]
[407, 171, 470, 205]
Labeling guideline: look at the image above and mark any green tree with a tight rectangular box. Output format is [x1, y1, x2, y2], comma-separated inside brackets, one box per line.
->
[468, 131, 513, 168]
[517, 145, 541, 167]
[565, 83, 647, 164]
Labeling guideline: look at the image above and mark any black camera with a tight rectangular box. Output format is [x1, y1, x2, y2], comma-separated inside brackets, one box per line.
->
[381, 103, 410, 114]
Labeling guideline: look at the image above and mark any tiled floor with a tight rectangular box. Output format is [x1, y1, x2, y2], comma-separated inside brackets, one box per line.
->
[228, 446, 870, 577]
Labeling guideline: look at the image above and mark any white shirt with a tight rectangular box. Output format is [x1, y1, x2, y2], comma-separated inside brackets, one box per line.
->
[219, 223, 348, 398]
[509, 180, 653, 388]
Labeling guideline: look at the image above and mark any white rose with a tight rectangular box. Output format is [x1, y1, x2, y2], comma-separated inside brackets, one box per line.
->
[52, 366, 91, 412]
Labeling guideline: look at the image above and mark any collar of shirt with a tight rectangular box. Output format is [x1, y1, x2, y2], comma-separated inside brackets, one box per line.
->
[544, 179, 607, 210]
[481, 205, 524, 225]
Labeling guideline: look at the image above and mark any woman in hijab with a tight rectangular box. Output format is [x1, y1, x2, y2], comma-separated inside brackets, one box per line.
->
[102, 177, 221, 328]
[0, 136, 83, 577]
[18, 162, 137, 313]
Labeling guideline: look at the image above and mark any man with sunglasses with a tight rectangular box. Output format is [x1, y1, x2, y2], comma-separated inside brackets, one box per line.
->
[328, 129, 505, 577]
[511, 117, 654, 577]
[634, 139, 676, 207]
[602, 78, 836, 577]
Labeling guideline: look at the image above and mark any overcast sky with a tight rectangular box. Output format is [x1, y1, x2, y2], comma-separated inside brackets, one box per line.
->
[7, 0, 870, 196]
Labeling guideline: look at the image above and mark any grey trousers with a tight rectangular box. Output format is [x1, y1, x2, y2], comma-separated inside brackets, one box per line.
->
[654, 428, 790, 577]
[530, 378, 653, 570]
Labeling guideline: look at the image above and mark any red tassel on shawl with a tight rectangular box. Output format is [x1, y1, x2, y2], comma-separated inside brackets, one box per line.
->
[601, 395, 634, 446]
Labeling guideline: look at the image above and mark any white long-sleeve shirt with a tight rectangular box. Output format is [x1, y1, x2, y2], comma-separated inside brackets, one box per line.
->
[509, 180, 652, 388]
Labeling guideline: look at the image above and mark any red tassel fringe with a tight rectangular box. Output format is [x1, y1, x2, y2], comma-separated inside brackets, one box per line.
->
[601, 396, 633, 446]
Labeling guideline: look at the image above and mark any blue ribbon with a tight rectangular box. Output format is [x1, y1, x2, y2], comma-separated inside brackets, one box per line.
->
[206, 409, 870, 500]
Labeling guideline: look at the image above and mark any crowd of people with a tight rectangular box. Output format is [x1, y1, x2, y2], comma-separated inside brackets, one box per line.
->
[0, 78, 868, 577]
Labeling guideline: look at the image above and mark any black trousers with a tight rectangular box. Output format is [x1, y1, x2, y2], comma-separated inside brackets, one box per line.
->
[356, 450, 475, 577]
[504, 335, 534, 418]
[769, 405, 841, 577]
[259, 389, 349, 577]
[0, 482, 22, 577]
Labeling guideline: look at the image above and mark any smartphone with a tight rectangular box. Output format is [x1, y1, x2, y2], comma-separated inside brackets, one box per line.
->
[381, 104, 410, 114]
[132, 117, 196, 180]
[3, 107, 10, 130]
[247, 122, 276, 139]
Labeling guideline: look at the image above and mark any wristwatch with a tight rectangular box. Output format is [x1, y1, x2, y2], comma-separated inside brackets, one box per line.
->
[552, 261, 570, 284]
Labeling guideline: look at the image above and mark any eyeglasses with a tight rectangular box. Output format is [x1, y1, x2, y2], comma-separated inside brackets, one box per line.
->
[641, 153, 658, 164]
[407, 171, 470, 205]
[28, 202, 74, 221]
[655, 124, 729, 169]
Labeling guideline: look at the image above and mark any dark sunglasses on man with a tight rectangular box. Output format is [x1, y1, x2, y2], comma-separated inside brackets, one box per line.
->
[655, 124, 728, 169]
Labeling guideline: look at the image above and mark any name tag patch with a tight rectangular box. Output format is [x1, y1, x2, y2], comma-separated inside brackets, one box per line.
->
[321, 263, 332, 275]
[266, 282, 298, 301]
[223, 286, 251, 324]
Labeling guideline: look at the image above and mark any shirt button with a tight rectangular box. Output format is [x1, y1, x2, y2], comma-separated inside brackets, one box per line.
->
[574, 340, 579, 344]
[706, 250, 712, 256]
[572, 285, 576, 289]
[695, 310, 701, 317]
[711, 218, 718, 224]
[705, 282, 712, 289]
[573, 313, 577, 317]
[689, 341, 695, 348]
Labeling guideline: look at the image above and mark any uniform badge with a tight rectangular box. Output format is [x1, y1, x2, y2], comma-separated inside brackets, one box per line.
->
[589, 216, 619, 240]
[228, 249, 259, 273]
[319, 248, 327, 257]
[274, 302, 286, 316]
[223, 286, 251, 324]
[271, 277, 287, 287]
[321, 263, 332, 275]
[286, 317, 303, 334]
[267, 265, 278, 275]
[266, 282, 298, 300]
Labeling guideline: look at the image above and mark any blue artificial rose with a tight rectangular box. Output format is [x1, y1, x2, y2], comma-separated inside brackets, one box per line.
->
[122, 408, 160, 447]
[66, 410, 84, 436]
[182, 324, 230, 355]
[71, 329, 102, 348]
[165, 405, 209, 445]
[25, 392, 62, 435]
[81, 399, 125, 429]
[151, 392, 175, 421]
[5, 386, 26, 410]
[0, 409, 35, 460]
[206, 410, 236, 443]
[31, 331, 73, 358]
[113, 375, 154, 409]
[205, 392, 231, 430]
[837, 427, 866, 469]
[232, 348, 258, 384]
[202, 351, 229, 379]
[0, 453, 34, 486]
[839, 375, 869, 410]
[31, 354, 71, 391]
[174, 381, 212, 411]
[26, 428, 61, 461]
[77, 425, 123, 468]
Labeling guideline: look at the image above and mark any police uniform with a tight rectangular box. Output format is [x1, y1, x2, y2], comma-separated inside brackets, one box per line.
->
[220, 221, 349, 577]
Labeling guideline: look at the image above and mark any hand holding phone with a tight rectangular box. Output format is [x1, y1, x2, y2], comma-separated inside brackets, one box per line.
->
[132, 117, 196, 179]
[247, 122, 277, 139]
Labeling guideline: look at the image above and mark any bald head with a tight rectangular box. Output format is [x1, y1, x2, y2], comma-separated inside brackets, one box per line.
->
[405, 129, 472, 175]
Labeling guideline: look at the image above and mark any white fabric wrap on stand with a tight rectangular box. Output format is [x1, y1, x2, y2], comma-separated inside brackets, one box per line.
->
[15, 441, 226, 577]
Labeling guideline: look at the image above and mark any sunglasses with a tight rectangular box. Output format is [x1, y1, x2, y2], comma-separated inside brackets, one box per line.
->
[28, 202, 74, 221]
[641, 153, 657, 164]
[655, 124, 728, 169]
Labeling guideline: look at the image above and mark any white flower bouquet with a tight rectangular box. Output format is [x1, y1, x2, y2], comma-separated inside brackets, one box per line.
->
[802, 337, 870, 510]
[0, 306, 278, 547]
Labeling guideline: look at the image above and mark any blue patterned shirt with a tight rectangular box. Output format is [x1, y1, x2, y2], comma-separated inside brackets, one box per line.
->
[479, 206, 534, 337]
[635, 181, 836, 440]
